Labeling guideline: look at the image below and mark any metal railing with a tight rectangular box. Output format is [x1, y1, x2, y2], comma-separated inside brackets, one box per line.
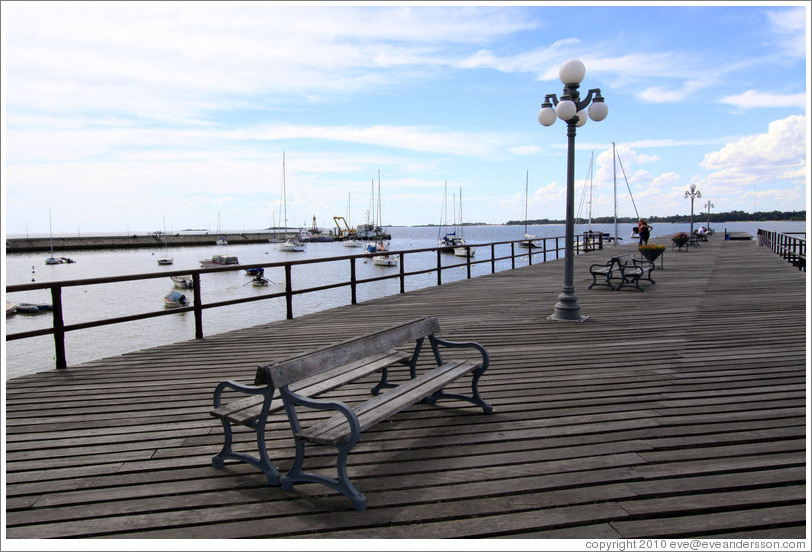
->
[6, 233, 604, 369]
[758, 229, 806, 272]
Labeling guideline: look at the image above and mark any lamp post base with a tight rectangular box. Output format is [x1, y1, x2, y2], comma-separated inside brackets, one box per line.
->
[548, 291, 589, 322]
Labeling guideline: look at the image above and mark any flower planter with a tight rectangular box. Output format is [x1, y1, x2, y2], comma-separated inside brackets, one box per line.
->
[639, 247, 664, 263]
[672, 237, 689, 249]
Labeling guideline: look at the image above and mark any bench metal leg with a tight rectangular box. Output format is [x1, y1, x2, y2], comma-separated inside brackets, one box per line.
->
[424, 371, 493, 414]
[282, 438, 368, 511]
[212, 418, 281, 486]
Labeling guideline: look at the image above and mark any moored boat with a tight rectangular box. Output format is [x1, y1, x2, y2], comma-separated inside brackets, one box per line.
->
[14, 302, 53, 314]
[170, 275, 195, 289]
[6, 301, 17, 316]
[164, 291, 188, 308]
[200, 254, 239, 268]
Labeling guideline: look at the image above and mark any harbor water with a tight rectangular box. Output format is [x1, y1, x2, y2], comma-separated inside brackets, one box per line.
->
[4, 221, 805, 380]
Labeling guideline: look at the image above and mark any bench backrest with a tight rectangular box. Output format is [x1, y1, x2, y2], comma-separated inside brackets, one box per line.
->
[263, 316, 441, 388]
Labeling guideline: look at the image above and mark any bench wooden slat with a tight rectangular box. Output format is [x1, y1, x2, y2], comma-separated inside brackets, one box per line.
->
[298, 359, 481, 445]
[268, 317, 439, 388]
[212, 349, 410, 425]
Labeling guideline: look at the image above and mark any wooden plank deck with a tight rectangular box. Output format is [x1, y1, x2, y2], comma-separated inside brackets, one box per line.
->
[4, 236, 807, 540]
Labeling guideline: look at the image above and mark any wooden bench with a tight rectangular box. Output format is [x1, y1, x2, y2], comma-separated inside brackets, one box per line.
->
[265, 316, 493, 510]
[210, 348, 411, 485]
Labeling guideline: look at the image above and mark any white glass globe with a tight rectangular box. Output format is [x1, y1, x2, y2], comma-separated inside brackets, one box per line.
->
[559, 59, 586, 85]
[588, 101, 608, 122]
[538, 106, 557, 126]
[575, 109, 587, 127]
[556, 99, 577, 121]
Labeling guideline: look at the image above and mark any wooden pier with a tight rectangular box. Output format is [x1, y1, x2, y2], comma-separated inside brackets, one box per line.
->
[4, 236, 807, 540]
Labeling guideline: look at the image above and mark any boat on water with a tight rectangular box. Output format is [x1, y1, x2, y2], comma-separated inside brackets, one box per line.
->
[244, 267, 265, 276]
[275, 152, 308, 253]
[14, 302, 53, 314]
[215, 212, 227, 246]
[251, 275, 270, 286]
[7, 301, 17, 316]
[518, 170, 542, 249]
[157, 216, 174, 265]
[170, 275, 195, 289]
[365, 171, 398, 267]
[200, 254, 239, 268]
[45, 210, 73, 264]
[164, 290, 188, 308]
[453, 187, 474, 258]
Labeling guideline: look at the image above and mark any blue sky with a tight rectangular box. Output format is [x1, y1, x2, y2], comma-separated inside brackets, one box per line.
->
[2, 2, 808, 235]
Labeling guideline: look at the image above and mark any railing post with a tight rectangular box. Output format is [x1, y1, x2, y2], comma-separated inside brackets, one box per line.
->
[399, 253, 406, 293]
[528, 243, 533, 265]
[436, 249, 442, 286]
[466, 248, 472, 279]
[192, 273, 203, 339]
[543, 238, 548, 263]
[350, 257, 357, 305]
[50, 285, 67, 369]
[285, 264, 293, 319]
[511, 242, 515, 270]
[491, 244, 496, 274]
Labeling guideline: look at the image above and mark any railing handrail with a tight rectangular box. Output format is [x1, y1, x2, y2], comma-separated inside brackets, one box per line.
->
[6, 233, 604, 369]
[758, 229, 806, 272]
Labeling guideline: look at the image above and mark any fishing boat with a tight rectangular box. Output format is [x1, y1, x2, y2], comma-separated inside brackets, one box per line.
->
[518, 170, 542, 249]
[199, 254, 239, 268]
[45, 210, 63, 265]
[170, 275, 195, 289]
[164, 290, 188, 308]
[277, 152, 307, 252]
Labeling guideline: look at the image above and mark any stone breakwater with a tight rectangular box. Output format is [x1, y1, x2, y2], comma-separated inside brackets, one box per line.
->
[5, 232, 298, 253]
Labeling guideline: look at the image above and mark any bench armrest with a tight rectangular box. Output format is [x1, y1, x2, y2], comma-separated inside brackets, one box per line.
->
[281, 389, 361, 445]
[429, 335, 490, 374]
[213, 379, 273, 408]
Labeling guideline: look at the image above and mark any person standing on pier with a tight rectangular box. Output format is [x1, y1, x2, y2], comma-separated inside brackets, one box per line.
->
[638, 220, 652, 246]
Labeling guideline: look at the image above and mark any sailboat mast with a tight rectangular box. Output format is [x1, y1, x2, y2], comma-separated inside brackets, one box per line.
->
[613, 142, 618, 245]
[283, 151, 288, 236]
[49, 209, 54, 255]
[588, 152, 594, 231]
[524, 170, 529, 235]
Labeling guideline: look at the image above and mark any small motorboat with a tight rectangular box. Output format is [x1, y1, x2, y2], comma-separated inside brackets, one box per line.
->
[6, 301, 17, 316]
[164, 291, 188, 308]
[245, 267, 265, 276]
[14, 303, 53, 314]
[170, 275, 194, 289]
[157, 256, 174, 266]
[200, 254, 239, 268]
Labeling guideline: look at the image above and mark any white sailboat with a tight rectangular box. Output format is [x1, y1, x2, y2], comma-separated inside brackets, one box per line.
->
[437, 181, 459, 252]
[342, 192, 361, 247]
[453, 187, 475, 258]
[215, 212, 227, 245]
[45, 210, 62, 265]
[366, 171, 397, 267]
[277, 152, 307, 252]
[518, 171, 541, 249]
[157, 215, 173, 265]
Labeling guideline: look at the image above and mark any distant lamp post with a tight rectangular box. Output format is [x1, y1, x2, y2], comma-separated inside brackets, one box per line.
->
[684, 184, 702, 235]
[704, 200, 714, 230]
[538, 59, 608, 322]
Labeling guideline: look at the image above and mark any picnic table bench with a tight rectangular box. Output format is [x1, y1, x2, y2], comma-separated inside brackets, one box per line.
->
[588, 253, 656, 291]
[212, 316, 493, 511]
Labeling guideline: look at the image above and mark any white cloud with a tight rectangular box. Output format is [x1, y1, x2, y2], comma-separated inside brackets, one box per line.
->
[720, 90, 806, 109]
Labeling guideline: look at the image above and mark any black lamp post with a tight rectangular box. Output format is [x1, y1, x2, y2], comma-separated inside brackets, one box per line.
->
[684, 184, 702, 235]
[538, 59, 608, 322]
[704, 200, 714, 230]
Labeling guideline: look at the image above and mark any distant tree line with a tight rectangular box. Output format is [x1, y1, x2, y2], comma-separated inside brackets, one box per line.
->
[503, 210, 806, 226]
